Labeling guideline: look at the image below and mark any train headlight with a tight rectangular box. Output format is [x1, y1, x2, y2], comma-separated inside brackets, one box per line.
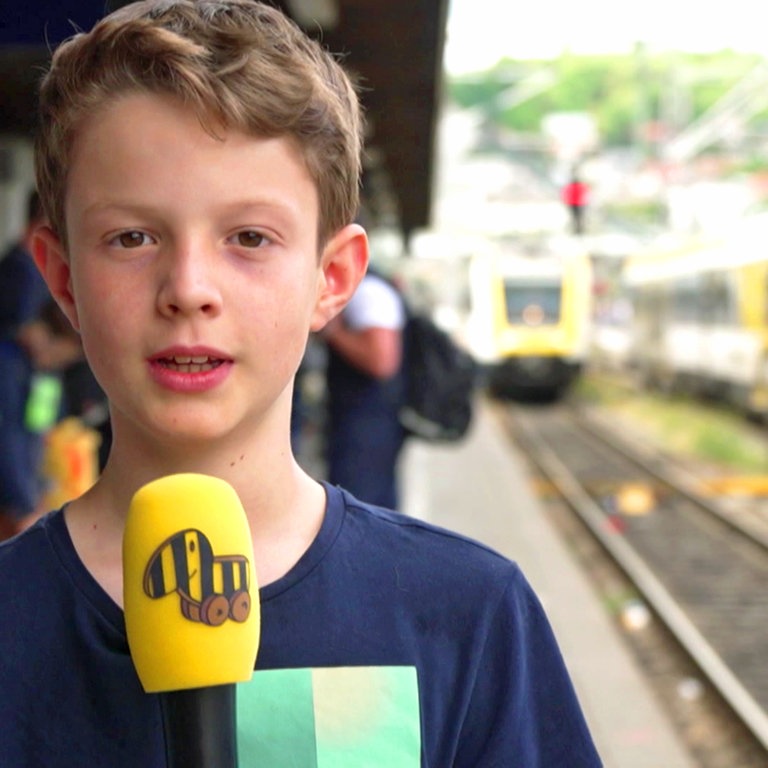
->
[522, 304, 545, 326]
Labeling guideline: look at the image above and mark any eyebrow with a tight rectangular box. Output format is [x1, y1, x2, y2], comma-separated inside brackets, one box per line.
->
[81, 193, 304, 214]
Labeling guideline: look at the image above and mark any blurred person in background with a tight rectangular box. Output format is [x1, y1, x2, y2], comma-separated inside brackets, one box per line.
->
[0, 192, 50, 347]
[562, 167, 590, 235]
[0, 191, 71, 538]
[61, 359, 111, 472]
[20, 299, 101, 514]
[321, 267, 407, 508]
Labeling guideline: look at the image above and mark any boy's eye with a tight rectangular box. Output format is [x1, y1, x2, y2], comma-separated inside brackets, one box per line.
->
[111, 231, 153, 248]
[232, 230, 266, 248]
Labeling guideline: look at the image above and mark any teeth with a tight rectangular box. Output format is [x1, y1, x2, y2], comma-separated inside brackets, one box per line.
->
[170, 355, 211, 364]
[162, 355, 221, 373]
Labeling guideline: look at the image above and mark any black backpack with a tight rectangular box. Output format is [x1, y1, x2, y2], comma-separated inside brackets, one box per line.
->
[399, 309, 477, 442]
[366, 267, 476, 442]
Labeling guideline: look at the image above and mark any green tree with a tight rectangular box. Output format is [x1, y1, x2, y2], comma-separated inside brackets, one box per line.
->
[447, 51, 762, 150]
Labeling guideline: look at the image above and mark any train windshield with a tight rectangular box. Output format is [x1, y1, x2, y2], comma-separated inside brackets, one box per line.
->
[504, 278, 562, 325]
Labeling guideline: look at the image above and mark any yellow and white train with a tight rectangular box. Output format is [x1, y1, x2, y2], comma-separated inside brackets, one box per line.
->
[622, 213, 768, 417]
[466, 238, 594, 400]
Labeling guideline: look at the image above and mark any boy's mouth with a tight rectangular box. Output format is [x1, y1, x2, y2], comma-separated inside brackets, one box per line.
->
[160, 355, 224, 373]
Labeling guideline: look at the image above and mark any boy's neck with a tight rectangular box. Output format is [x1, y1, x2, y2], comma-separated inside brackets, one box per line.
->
[62, 428, 327, 605]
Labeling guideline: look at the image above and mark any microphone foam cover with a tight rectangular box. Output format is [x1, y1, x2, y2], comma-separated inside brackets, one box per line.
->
[123, 473, 260, 693]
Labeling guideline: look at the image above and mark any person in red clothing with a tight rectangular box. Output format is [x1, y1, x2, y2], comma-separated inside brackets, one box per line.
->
[562, 170, 589, 234]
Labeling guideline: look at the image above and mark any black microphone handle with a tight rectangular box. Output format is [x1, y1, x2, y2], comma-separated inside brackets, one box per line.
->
[160, 684, 238, 768]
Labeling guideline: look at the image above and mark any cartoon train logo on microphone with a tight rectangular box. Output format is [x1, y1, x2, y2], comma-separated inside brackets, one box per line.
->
[143, 528, 251, 626]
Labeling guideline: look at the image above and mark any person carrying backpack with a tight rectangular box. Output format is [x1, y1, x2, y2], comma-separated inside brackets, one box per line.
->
[321, 269, 407, 509]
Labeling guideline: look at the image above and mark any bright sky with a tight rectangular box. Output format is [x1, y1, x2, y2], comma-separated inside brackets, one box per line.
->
[444, 0, 768, 74]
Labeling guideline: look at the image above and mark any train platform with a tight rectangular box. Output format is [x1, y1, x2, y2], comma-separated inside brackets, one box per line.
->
[398, 397, 696, 768]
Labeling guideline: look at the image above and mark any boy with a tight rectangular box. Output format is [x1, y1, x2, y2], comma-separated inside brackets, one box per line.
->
[0, 1, 602, 765]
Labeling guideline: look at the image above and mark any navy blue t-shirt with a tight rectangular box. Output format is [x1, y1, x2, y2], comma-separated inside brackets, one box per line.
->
[0, 483, 601, 766]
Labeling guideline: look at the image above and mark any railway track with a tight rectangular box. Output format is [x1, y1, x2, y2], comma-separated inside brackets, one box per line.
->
[500, 401, 768, 762]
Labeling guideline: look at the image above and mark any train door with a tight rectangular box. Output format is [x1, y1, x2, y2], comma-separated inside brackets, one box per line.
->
[629, 282, 669, 389]
[703, 268, 750, 396]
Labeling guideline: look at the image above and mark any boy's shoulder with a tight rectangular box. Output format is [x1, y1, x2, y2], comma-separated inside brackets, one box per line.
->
[340, 483, 505, 544]
[331, 484, 523, 596]
[0, 511, 71, 595]
[0, 511, 82, 669]
[0, 512, 54, 563]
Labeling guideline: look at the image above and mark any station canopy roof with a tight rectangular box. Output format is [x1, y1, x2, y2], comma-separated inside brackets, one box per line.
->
[0, 0, 450, 243]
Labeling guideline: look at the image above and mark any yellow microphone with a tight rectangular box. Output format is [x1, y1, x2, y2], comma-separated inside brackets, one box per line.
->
[123, 473, 260, 767]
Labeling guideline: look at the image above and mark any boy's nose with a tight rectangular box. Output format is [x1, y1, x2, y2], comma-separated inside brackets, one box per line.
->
[156, 246, 223, 318]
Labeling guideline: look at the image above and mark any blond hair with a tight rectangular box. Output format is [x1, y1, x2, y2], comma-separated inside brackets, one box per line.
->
[34, 0, 363, 246]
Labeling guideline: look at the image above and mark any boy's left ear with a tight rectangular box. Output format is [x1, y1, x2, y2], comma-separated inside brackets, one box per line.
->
[311, 223, 369, 331]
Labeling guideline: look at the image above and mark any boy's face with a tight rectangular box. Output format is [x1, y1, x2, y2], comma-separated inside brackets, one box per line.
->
[35, 92, 365, 450]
